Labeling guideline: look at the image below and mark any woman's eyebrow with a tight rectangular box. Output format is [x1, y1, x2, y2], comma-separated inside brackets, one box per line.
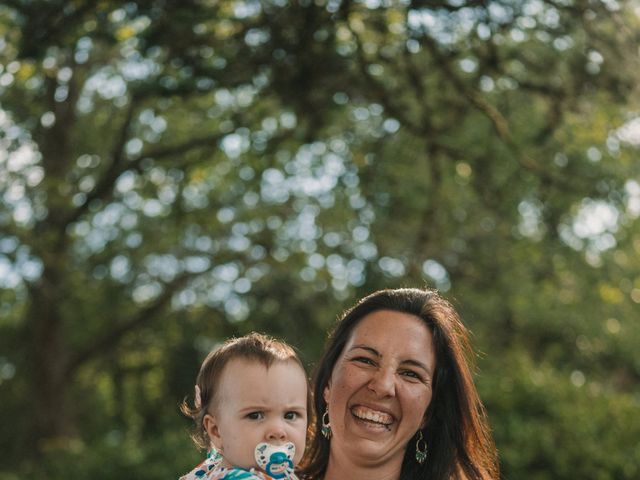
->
[349, 345, 380, 356]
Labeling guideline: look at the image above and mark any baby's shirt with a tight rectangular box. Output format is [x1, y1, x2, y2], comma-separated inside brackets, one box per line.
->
[179, 445, 299, 480]
[179, 449, 220, 480]
[180, 464, 298, 480]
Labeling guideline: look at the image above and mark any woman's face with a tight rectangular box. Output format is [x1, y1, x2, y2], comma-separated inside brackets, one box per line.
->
[323, 310, 436, 470]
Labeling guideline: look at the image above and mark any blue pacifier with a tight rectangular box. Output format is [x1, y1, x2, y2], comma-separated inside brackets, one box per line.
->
[254, 442, 295, 479]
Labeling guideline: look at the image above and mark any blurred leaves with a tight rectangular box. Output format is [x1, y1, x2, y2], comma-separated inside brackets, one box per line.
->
[0, 0, 639, 478]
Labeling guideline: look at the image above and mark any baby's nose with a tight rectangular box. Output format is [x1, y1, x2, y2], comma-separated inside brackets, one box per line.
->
[266, 421, 287, 442]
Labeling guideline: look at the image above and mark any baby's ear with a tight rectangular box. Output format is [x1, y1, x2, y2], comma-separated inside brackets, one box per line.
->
[203, 414, 223, 451]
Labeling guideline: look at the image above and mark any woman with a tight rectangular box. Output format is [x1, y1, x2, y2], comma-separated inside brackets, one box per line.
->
[301, 288, 499, 480]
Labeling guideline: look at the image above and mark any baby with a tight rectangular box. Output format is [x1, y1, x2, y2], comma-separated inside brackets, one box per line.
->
[180, 333, 309, 480]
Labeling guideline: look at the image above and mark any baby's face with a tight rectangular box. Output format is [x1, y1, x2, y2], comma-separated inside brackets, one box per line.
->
[205, 358, 308, 470]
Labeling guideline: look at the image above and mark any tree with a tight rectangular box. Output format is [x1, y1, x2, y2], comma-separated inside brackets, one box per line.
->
[1, 0, 639, 478]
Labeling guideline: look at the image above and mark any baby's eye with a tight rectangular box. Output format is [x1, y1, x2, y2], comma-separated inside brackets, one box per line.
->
[247, 411, 264, 420]
[284, 411, 298, 421]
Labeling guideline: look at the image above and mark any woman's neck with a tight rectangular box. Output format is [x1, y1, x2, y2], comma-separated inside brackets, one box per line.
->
[323, 451, 402, 480]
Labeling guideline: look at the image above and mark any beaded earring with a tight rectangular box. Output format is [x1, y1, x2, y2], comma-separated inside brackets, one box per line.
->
[321, 409, 332, 439]
[415, 430, 427, 465]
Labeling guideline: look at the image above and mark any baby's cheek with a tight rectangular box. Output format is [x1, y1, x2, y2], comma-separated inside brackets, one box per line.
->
[294, 442, 306, 463]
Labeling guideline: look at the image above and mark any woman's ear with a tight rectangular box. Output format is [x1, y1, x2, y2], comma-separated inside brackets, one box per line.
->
[203, 413, 223, 451]
[323, 382, 331, 403]
[420, 409, 431, 429]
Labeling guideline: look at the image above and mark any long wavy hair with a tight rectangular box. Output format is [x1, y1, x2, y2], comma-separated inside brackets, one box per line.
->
[300, 288, 499, 480]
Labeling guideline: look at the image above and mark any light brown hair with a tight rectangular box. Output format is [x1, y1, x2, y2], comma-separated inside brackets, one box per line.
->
[181, 332, 310, 449]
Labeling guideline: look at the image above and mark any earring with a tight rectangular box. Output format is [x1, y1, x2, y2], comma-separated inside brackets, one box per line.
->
[415, 430, 427, 465]
[321, 408, 332, 439]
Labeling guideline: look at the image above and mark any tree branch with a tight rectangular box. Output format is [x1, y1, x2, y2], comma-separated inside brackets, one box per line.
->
[417, 33, 579, 188]
[63, 112, 229, 230]
[61, 98, 138, 228]
[65, 271, 194, 376]
[348, 24, 430, 138]
[17, 0, 101, 59]
[137, 132, 225, 163]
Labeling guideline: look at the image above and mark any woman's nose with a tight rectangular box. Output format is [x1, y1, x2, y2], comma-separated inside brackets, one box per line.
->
[367, 368, 396, 397]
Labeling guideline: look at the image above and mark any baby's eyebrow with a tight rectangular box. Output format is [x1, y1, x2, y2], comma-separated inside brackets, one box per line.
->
[237, 401, 269, 409]
[238, 405, 265, 412]
[238, 403, 307, 412]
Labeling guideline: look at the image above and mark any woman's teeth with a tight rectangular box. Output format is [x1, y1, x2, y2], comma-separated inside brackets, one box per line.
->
[352, 406, 393, 425]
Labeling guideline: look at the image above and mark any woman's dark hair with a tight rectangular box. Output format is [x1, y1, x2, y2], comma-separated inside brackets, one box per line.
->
[300, 288, 499, 480]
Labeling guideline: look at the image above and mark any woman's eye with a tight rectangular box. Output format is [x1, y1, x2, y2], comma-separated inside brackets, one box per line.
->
[400, 370, 422, 381]
[353, 356, 375, 366]
[284, 411, 298, 420]
[247, 412, 264, 420]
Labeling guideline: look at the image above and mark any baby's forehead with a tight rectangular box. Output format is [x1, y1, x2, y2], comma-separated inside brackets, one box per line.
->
[225, 355, 305, 373]
[216, 357, 307, 390]
[212, 357, 308, 408]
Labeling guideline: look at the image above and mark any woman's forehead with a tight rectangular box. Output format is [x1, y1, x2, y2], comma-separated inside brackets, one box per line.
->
[346, 311, 434, 355]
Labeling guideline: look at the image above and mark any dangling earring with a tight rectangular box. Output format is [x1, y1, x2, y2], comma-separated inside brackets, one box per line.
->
[321, 408, 332, 439]
[415, 430, 427, 465]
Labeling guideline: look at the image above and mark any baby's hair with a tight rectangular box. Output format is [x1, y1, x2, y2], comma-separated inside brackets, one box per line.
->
[181, 332, 308, 450]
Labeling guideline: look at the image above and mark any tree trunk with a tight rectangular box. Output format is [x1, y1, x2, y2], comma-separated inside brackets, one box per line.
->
[26, 263, 75, 451]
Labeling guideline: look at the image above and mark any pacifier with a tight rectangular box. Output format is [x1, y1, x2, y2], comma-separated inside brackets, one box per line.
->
[254, 442, 296, 479]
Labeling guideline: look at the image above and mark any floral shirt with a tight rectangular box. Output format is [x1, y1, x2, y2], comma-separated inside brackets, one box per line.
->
[179, 450, 299, 480]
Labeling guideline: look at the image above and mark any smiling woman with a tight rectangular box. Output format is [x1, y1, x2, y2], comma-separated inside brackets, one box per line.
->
[300, 288, 499, 480]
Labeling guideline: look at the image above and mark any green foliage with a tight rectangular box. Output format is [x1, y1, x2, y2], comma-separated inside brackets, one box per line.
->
[9, 431, 200, 480]
[481, 351, 640, 479]
[1, 0, 639, 478]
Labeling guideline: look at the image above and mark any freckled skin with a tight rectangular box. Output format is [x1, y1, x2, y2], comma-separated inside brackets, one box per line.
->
[323, 310, 436, 478]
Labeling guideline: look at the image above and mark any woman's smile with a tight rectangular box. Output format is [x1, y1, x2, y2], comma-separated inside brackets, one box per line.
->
[351, 405, 395, 429]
